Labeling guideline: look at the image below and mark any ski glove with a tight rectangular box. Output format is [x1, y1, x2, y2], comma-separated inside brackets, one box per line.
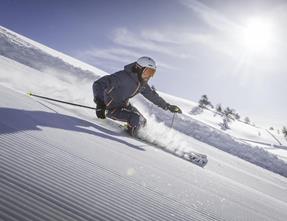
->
[167, 104, 182, 114]
[94, 98, 106, 119]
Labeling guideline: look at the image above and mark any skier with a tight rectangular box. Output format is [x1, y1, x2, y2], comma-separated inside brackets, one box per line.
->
[92, 56, 182, 136]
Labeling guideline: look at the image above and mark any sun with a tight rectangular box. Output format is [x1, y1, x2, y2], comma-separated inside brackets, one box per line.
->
[241, 17, 274, 53]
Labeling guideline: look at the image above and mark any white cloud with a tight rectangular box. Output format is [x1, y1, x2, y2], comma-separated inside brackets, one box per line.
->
[112, 27, 233, 60]
[112, 28, 180, 57]
[179, 0, 240, 32]
[77, 45, 177, 72]
[79, 47, 141, 64]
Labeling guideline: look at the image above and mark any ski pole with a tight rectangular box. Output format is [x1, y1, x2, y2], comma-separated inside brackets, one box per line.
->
[27, 92, 96, 110]
[171, 113, 176, 129]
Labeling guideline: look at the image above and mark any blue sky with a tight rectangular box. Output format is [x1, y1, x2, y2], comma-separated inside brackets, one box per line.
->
[1, 0, 286, 128]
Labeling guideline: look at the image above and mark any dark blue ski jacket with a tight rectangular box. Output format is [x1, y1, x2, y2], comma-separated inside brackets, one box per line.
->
[93, 63, 169, 110]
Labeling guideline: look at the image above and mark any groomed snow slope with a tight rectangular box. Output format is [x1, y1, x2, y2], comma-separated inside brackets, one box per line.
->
[1, 25, 287, 220]
[1, 24, 287, 177]
[1, 85, 287, 221]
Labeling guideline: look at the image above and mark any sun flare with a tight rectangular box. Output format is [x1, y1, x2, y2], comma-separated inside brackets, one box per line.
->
[241, 17, 274, 53]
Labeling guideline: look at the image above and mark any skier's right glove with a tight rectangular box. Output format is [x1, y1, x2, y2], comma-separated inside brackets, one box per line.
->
[94, 97, 106, 119]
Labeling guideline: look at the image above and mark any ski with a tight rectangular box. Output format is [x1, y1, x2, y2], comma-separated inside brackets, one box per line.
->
[119, 125, 208, 167]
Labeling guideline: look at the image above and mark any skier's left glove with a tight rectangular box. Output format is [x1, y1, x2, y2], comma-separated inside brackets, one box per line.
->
[167, 104, 182, 114]
[94, 97, 106, 119]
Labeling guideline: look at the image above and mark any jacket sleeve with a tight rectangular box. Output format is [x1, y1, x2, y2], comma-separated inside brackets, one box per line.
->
[140, 84, 169, 110]
[92, 73, 119, 102]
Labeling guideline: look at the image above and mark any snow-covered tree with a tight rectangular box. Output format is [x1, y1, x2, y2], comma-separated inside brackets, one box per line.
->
[244, 117, 250, 124]
[216, 104, 222, 113]
[213, 103, 222, 117]
[223, 107, 236, 121]
[234, 113, 240, 120]
[269, 127, 274, 130]
[198, 95, 214, 109]
[221, 117, 229, 130]
[220, 107, 236, 130]
[282, 126, 287, 139]
[228, 108, 240, 120]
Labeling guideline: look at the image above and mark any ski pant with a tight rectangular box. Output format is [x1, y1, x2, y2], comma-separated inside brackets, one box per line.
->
[106, 104, 146, 130]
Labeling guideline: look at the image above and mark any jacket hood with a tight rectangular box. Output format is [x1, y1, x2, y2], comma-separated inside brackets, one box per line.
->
[124, 62, 136, 73]
[124, 62, 149, 84]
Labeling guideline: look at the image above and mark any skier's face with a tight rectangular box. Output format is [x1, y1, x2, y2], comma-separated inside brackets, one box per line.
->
[141, 68, 156, 82]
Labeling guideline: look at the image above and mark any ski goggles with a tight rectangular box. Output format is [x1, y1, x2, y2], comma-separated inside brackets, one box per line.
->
[143, 67, 156, 78]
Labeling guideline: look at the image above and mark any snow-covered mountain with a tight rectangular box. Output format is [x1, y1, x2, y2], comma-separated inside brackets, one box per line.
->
[1, 25, 287, 220]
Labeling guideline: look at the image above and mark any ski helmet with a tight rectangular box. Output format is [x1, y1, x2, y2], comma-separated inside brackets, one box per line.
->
[136, 56, 156, 70]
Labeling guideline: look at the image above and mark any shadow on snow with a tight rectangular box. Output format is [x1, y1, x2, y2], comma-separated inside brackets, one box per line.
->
[0, 107, 144, 151]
